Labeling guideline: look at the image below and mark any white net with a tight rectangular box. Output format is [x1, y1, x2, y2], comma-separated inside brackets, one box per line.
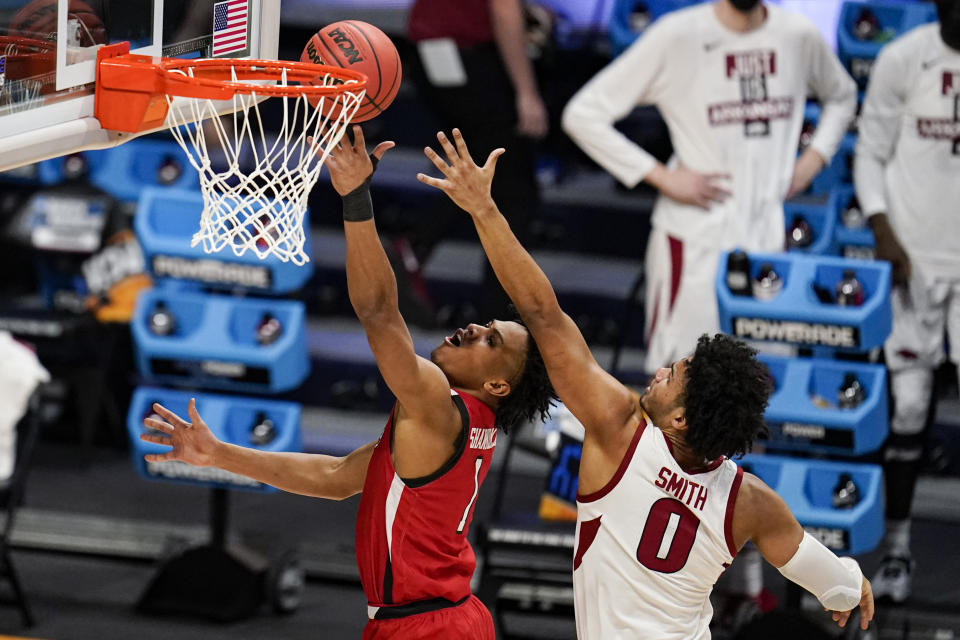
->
[164, 66, 365, 265]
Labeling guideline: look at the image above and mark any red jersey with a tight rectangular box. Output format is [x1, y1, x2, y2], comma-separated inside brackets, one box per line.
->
[356, 389, 498, 614]
[407, 0, 493, 47]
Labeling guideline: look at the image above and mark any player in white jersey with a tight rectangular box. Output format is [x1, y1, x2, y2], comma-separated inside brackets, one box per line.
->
[853, 0, 960, 604]
[416, 128, 874, 638]
[561, 0, 857, 373]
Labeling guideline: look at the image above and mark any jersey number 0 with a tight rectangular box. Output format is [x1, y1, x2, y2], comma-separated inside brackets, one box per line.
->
[636, 498, 700, 573]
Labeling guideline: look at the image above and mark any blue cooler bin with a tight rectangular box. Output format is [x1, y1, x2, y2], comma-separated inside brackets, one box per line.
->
[784, 188, 841, 256]
[608, 0, 703, 55]
[807, 133, 856, 197]
[0, 151, 108, 186]
[128, 386, 302, 492]
[832, 184, 876, 260]
[88, 140, 200, 202]
[740, 453, 883, 555]
[135, 187, 314, 295]
[837, 0, 937, 91]
[131, 287, 309, 394]
[717, 251, 891, 352]
[759, 354, 888, 456]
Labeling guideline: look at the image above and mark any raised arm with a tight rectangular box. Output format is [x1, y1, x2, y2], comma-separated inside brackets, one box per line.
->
[416, 129, 636, 441]
[733, 473, 874, 630]
[325, 126, 459, 430]
[141, 399, 374, 500]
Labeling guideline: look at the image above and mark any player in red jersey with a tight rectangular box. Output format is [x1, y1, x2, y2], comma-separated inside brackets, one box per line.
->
[139, 126, 555, 639]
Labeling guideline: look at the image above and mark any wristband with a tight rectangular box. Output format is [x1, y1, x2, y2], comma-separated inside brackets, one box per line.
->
[342, 183, 374, 222]
[341, 155, 379, 222]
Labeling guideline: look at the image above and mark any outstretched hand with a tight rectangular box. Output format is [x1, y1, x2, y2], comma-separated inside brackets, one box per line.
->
[323, 125, 395, 196]
[140, 398, 221, 467]
[417, 129, 503, 216]
[829, 576, 874, 631]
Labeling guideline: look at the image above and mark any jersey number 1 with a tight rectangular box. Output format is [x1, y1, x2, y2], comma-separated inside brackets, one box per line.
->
[636, 498, 700, 573]
[457, 457, 484, 534]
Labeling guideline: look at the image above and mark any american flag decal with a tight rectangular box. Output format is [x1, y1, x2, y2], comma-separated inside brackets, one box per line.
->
[212, 0, 248, 57]
[0, 56, 6, 92]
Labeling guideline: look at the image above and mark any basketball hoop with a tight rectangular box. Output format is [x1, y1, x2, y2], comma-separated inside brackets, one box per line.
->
[94, 42, 368, 265]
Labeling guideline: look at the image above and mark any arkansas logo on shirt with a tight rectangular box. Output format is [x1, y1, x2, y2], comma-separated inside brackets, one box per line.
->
[707, 49, 794, 137]
[916, 71, 960, 155]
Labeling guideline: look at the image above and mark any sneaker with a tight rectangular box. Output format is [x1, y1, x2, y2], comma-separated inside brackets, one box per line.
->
[872, 554, 913, 603]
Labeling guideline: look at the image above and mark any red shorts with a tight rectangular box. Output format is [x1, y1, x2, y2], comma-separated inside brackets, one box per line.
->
[361, 594, 494, 640]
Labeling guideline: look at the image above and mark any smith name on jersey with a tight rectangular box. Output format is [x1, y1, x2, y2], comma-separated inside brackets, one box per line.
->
[573, 418, 744, 640]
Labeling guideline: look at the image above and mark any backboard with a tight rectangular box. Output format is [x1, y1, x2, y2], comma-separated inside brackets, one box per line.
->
[0, 0, 280, 172]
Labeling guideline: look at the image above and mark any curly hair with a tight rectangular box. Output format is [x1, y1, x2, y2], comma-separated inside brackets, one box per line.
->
[493, 321, 557, 433]
[681, 334, 772, 460]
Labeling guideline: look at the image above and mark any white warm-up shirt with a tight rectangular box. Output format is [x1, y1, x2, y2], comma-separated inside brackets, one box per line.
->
[563, 2, 856, 251]
[573, 420, 744, 640]
[854, 23, 960, 280]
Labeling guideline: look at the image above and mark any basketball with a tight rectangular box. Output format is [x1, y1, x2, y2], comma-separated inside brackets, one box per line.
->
[10, 0, 107, 46]
[300, 20, 402, 123]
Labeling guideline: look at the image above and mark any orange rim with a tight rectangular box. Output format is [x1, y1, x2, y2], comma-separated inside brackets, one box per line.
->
[95, 41, 368, 133]
[158, 57, 368, 99]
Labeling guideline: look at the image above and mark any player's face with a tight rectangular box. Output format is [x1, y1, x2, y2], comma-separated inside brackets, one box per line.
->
[640, 358, 689, 423]
[431, 320, 529, 391]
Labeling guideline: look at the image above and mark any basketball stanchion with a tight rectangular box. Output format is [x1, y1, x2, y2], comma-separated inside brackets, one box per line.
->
[95, 33, 365, 620]
[128, 388, 305, 619]
[98, 42, 355, 621]
[94, 41, 368, 264]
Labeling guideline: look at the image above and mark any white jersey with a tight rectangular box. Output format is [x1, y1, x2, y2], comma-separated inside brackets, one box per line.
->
[573, 419, 743, 640]
[854, 23, 960, 280]
[562, 3, 856, 251]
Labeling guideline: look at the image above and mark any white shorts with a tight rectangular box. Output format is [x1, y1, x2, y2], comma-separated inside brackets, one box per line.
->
[884, 265, 960, 372]
[643, 228, 722, 372]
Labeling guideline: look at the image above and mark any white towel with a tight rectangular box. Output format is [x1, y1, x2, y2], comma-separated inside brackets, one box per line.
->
[0, 331, 50, 482]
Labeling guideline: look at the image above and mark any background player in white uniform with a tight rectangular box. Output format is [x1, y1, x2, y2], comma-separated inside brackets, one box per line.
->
[416, 128, 874, 638]
[561, 0, 857, 373]
[853, 0, 960, 604]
